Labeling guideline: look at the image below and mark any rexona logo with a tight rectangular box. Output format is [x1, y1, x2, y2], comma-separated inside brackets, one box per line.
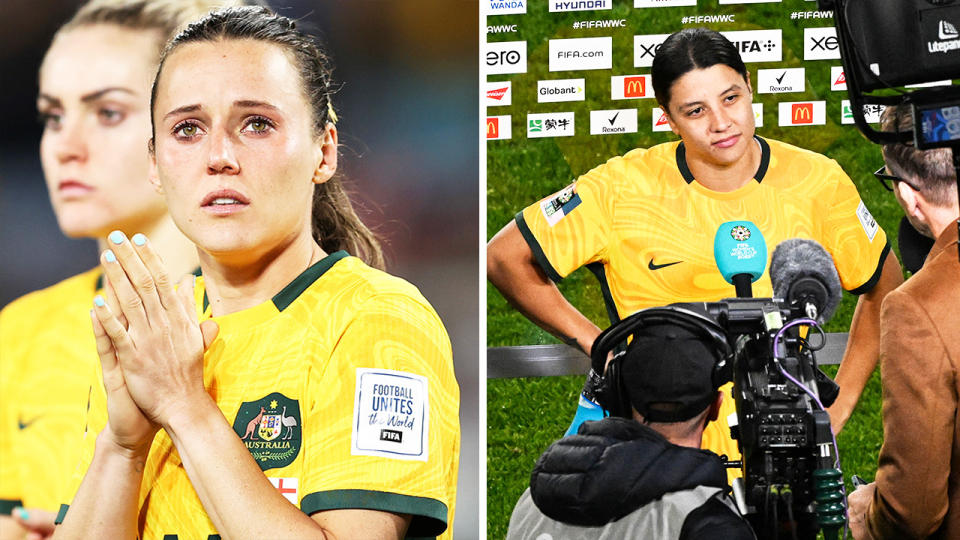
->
[485, 0, 526, 15]
[841, 100, 885, 125]
[757, 68, 805, 94]
[486, 41, 527, 75]
[611, 75, 655, 100]
[550, 0, 611, 11]
[549, 37, 612, 71]
[830, 66, 846, 91]
[634, 33, 672, 68]
[778, 101, 826, 126]
[803, 27, 840, 60]
[590, 108, 638, 135]
[527, 112, 576, 138]
[487, 115, 512, 140]
[651, 107, 672, 132]
[634, 0, 695, 6]
[719, 30, 782, 63]
[484, 81, 512, 107]
[538, 78, 586, 103]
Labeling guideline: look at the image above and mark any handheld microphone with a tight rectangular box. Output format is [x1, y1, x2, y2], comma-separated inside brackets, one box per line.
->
[714, 221, 767, 298]
[769, 238, 843, 324]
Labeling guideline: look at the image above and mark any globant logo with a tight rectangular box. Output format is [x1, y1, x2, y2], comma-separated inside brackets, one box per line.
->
[549, 37, 612, 71]
[528, 112, 576, 138]
[719, 29, 782, 63]
[486, 41, 527, 75]
[487, 115, 512, 140]
[590, 108, 638, 135]
[538, 78, 586, 103]
[485, 0, 526, 15]
[549, 0, 611, 12]
[778, 101, 826, 126]
[753, 103, 764, 127]
[803, 27, 840, 60]
[610, 74, 655, 100]
[485, 81, 512, 107]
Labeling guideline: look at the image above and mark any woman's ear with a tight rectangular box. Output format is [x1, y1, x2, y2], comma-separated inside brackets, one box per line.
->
[148, 138, 163, 194]
[312, 123, 338, 185]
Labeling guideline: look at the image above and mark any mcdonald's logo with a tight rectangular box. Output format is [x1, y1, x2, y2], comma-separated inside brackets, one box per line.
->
[624, 76, 646, 98]
[487, 117, 499, 138]
[791, 103, 813, 124]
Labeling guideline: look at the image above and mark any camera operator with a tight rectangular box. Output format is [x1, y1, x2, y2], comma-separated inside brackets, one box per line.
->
[505, 323, 755, 539]
[848, 104, 960, 540]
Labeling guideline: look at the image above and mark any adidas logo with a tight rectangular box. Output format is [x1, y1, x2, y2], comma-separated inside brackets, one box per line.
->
[939, 20, 958, 40]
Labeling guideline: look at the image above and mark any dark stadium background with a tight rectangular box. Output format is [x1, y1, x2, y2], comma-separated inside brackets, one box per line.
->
[0, 1, 480, 537]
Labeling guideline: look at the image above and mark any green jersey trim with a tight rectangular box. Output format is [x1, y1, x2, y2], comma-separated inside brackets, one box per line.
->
[300, 489, 448, 537]
[515, 211, 563, 283]
[55, 503, 68, 524]
[0, 499, 22, 515]
[677, 135, 771, 184]
[848, 241, 891, 295]
[272, 250, 349, 311]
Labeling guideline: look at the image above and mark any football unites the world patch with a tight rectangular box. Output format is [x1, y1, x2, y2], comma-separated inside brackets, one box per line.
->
[540, 184, 582, 226]
[351, 368, 429, 461]
[232, 392, 302, 471]
[856, 200, 879, 241]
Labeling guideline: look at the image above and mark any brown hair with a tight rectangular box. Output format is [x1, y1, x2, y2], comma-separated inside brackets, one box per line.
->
[880, 105, 957, 206]
[150, 6, 384, 269]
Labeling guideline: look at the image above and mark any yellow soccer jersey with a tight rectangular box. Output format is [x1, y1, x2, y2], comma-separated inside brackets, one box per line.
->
[65, 251, 460, 539]
[0, 268, 101, 515]
[518, 136, 889, 472]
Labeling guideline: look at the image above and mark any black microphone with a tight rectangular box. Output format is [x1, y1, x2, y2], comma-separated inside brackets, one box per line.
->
[770, 239, 842, 324]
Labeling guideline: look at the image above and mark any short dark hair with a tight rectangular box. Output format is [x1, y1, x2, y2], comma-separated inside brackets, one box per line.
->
[880, 105, 957, 207]
[651, 27, 749, 111]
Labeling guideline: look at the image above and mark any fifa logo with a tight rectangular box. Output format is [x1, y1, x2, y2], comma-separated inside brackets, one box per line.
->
[624, 76, 646, 98]
[792, 103, 813, 124]
[487, 118, 500, 138]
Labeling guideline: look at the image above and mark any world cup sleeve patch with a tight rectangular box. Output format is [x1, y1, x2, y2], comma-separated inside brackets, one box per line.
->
[856, 200, 879, 241]
[231, 392, 302, 471]
[540, 184, 582, 227]
[351, 368, 429, 461]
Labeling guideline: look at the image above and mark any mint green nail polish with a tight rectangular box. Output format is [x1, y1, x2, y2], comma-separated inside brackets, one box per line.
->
[132, 233, 147, 246]
[94, 295, 105, 307]
[14, 507, 27, 520]
[109, 231, 125, 244]
[104, 250, 116, 263]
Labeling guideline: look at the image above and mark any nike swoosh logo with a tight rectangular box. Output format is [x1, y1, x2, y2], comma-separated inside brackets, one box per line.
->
[776, 72, 787, 84]
[608, 112, 620, 125]
[648, 259, 682, 271]
[18, 416, 41, 430]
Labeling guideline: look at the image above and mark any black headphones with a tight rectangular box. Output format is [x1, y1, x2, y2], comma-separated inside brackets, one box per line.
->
[591, 304, 734, 418]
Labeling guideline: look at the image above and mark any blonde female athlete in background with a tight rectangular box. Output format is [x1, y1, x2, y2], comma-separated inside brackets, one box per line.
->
[53, 6, 459, 539]
[0, 1, 243, 538]
[488, 28, 902, 475]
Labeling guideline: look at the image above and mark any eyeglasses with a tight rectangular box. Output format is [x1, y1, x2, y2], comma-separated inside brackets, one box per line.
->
[874, 165, 922, 192]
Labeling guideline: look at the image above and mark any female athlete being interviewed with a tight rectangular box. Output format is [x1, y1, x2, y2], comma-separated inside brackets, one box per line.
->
[487, 27, 902, 469]
[53, 6, 459, 540]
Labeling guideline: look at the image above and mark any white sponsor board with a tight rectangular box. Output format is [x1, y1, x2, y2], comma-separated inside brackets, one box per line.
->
[778, 101, 826, 126]
[610, 74, 655, 100]
[550, 0, 612, 11]
[651, 107, 672, 132]
[550, 37, 612, 71]
[830, 66, 846, 91]
[841, 100, 885, 125]
[485, 0, 526, 15]
[485, 81, 512, 107]
[590, 109, 638, 135]
[634, 33, 672, 68]
[753, 103, 764, 127]
[720, 30, 783, 63]
[485, 41, 527, 75]
[804, 27, 840, 60]
[538, 79, 586, 103]
[486, 115, 512, 140]
[757, 68, 805, 93]
[527, 112, 576, 138]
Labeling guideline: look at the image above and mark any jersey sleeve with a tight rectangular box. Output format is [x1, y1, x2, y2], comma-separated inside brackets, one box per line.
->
[298, 292, 459, 538]
[0, 305, 23, 514]
[516, 160, 619, 281]
[820, 162, 890, 294]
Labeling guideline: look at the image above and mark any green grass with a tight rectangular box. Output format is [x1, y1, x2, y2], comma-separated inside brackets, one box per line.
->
[487, 2, 904, 538]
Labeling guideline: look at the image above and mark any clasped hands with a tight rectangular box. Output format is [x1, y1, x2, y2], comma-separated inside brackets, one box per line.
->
[91, 231, 218, 455]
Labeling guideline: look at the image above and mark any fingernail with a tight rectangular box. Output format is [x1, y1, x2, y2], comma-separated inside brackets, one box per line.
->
[109, 231, 125, 245]
[132, 233, 147, 246]
[13, 507, 28, 520]
[94, 295, 105, 307]
[104, 250, 116, 263]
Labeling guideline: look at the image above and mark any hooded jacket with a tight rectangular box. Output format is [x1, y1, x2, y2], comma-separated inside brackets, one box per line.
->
[506, 417, 755, 540]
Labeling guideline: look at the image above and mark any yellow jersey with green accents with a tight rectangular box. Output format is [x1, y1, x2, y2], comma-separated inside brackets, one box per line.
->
[518, 136, 889, 472]
[66, 251, 459, 539]
[0, 268, 101, 516]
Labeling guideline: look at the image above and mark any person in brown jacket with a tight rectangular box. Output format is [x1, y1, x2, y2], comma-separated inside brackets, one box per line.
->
[848, 104, 960, 540]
